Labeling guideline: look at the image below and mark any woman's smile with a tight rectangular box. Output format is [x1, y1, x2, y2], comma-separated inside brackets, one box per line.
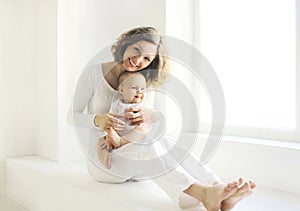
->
[122, 40, 157, 71]
[129, 58, 139, 67]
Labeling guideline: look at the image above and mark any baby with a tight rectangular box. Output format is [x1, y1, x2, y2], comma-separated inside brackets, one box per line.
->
[97, 72, 148, 169]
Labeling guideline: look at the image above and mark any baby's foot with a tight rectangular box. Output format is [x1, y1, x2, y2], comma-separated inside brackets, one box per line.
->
[200, 182, 239, 211]
[106, 128, 121, 148]
[97, 137, 112, 169]
[221, 180, 256, 211]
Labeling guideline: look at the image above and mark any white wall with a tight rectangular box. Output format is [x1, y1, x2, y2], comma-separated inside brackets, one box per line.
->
[57, 0, 166, 161]
[35, 0, 58, 162]
[207, 137, 300, 194]
[0, 0, 37, 197]
[0, 0, 166, 197]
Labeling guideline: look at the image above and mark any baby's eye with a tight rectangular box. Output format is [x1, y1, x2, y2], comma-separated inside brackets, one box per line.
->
[131, 87, 137, 90]
[141, 88, 145, 91]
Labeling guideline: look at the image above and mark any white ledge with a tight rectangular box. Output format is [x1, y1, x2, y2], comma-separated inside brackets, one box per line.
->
[5, 155, 300, 211]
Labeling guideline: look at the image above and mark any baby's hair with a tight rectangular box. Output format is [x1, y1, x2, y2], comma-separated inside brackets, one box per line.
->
[118, 72, 146, 88]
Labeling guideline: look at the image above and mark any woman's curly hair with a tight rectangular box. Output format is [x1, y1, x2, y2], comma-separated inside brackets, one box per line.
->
[111, 26, 168, 87]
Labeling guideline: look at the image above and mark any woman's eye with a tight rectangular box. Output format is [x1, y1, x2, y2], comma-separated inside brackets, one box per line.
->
[134, 47, 141, 54]
[144, 57, 151, 62]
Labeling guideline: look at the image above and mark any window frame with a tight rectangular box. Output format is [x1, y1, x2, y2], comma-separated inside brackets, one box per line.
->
[193, 0, 300, 142]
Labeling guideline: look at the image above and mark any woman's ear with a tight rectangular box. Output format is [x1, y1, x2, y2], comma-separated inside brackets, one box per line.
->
[119, 86, 124, 94]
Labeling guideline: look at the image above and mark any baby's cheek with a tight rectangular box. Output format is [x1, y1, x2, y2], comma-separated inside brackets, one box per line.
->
[129, 90, 136, 95]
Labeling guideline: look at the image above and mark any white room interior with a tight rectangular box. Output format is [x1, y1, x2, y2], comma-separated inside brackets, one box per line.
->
[1, 0, 300, 210]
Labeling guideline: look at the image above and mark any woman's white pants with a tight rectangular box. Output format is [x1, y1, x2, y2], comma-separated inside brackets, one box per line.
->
[87, 135, 222, 209]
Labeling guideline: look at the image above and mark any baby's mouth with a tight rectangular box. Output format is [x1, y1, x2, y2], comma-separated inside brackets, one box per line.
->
[132, 95, 143, 102]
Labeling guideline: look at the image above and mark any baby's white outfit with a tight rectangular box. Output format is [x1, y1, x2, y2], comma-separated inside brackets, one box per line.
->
[109, 97, 145, 136]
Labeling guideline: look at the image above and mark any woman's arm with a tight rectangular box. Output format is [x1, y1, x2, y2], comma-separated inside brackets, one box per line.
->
[67, 66, 99, 129]
[67, 65, 125, 131]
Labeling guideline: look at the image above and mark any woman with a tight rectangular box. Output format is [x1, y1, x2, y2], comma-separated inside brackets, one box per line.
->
[70, 26, 255, 211]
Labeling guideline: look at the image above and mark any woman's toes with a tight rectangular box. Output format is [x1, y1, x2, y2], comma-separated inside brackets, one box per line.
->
[249, 180, 256, 189]
[239, 182, 250, 193]
[235, 178, 244, 188]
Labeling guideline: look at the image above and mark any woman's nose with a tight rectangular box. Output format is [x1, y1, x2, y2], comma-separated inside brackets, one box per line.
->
[134, 56, 142, 65]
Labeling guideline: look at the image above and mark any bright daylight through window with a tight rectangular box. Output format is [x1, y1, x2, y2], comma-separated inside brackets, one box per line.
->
[197, 0, 297, 141]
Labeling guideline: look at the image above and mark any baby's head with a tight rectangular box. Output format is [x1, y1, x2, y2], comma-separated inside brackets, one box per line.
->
[118, 72, 146, 104]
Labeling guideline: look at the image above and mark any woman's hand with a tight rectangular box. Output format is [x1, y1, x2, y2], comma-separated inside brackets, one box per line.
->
[125, 107, 159, 126]
[94, 113, 125, 132]
[124, 107, 146, 126]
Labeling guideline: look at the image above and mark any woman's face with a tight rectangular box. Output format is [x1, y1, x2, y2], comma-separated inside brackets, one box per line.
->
[122, 40, 157, 72]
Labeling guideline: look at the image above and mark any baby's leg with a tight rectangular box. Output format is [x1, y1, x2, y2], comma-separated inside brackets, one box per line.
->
[106, 128, 122, 148]
[97, 136, 112, 169]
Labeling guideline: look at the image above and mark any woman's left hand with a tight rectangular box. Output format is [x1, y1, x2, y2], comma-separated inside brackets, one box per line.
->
[125, 107, 152, 126]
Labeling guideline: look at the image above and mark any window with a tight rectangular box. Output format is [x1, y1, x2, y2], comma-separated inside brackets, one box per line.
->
[197, 0, 299, 141]
[166, 0, 300, 142]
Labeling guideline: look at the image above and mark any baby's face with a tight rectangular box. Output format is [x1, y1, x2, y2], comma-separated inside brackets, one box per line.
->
[119, 74, 146, 104]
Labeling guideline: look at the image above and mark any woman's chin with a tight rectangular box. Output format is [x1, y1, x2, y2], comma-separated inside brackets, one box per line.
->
[126, 68, 139, 72]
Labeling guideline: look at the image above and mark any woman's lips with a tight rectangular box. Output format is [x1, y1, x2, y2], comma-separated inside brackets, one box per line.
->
[129, 58, 138, 67]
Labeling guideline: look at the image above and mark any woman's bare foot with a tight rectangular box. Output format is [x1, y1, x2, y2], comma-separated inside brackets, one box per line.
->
[97, 137, 112, 169]
[221, 180, 256, 211]
[184, 181, 239, 211]
[204, 182, 239, 211]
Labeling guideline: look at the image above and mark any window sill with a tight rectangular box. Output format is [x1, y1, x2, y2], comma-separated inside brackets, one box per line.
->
[217, 134, 300, 151]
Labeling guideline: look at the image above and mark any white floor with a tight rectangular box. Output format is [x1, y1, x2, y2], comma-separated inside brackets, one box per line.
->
[0, 198, 28, 211]
[2, 187, 300, 211]
[231, 187, 300, 211]
[5, 156, 300, 211]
